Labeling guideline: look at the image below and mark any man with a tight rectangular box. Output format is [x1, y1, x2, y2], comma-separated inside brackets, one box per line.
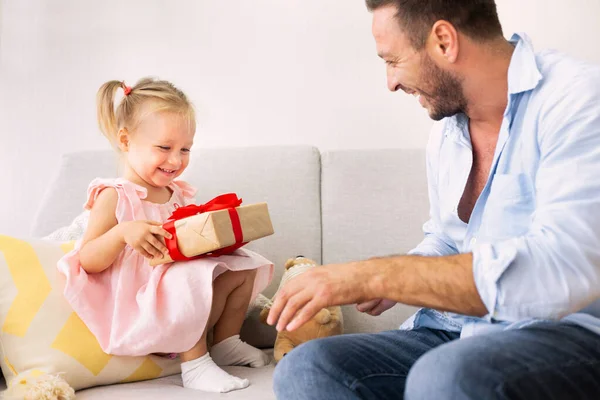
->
[269, 1, 600, 399]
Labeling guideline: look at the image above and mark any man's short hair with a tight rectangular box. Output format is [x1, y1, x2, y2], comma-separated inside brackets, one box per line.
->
[366, 0, 504, 49]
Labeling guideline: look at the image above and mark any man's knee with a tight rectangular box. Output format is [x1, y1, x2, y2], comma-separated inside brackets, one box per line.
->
[273, 339, 339, 398]
[405, 343, 497, 400]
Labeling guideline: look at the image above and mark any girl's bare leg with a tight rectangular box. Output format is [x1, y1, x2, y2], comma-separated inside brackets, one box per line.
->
[210, 269, 271, 367]
[179, 270, 253, 392]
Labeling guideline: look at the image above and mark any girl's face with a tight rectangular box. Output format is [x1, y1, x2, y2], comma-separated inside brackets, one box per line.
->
[119, 111, 195, 189]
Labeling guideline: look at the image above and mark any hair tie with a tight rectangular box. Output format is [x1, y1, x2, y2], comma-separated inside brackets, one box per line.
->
[121, 82, 132, 96]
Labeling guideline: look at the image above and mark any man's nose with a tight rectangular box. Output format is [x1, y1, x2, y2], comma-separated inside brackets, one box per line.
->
[386, 69, 400, 92]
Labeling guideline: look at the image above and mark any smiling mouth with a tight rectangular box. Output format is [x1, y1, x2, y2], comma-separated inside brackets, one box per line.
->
[404, 90, 428, 107]
[158, 168, 176, 174]
[403, 88, 419, 97]
[406, 90, 421, 101]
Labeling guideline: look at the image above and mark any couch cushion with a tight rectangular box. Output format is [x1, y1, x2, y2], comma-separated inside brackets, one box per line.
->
[0, 236, 180, 392]
[31, 146, 322, 298]
[76, 352, 276, 400]
[321, 149, 429, 334]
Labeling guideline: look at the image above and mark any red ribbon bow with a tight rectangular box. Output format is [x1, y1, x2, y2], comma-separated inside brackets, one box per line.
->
[163, 193, 246, 262]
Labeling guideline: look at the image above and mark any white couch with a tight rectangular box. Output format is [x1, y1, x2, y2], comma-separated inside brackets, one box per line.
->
[1, 145, 428, 399]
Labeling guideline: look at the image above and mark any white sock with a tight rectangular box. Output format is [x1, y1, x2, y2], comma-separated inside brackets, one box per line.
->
[181, 353, 249, 393]
[211, 335, 271, 367]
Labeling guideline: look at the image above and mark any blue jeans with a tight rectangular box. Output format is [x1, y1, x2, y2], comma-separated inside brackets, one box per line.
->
[273, 322, 600, 399]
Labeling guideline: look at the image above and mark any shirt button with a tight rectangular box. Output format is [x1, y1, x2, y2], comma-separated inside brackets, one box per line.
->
[470, 237, 477, 247]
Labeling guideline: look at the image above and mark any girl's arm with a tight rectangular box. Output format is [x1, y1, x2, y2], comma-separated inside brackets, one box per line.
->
[78, 188, 173, 274]
[78, 188, 126, 273]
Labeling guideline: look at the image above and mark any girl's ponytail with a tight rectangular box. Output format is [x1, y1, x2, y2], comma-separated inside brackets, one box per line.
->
[96, 80, 127, 146]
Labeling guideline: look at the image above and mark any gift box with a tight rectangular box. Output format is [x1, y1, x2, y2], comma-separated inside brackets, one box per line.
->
[149, 194, 274, 266]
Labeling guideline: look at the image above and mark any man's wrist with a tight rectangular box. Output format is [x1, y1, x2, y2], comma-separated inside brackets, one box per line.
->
[359, 256, 406, 300]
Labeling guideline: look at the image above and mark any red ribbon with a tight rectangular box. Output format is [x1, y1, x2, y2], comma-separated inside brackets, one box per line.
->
[163, 193, 247, 262]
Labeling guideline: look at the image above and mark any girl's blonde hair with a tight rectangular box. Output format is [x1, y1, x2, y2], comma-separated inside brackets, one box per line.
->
[96, 77, 195, 149]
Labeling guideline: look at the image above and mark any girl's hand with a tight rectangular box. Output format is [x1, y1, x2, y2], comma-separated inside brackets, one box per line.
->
[119, 221, 173, 259]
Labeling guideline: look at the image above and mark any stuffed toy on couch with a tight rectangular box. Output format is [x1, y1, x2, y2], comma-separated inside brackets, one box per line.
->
[259, 256, 343, 362]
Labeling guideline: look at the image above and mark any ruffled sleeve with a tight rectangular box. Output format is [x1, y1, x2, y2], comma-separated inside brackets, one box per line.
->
[171, 180, 198, 206]
[84, 178, 148, 222]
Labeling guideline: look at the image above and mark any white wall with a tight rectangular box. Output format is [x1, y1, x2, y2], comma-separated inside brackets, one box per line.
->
[1, 0, 600, 236]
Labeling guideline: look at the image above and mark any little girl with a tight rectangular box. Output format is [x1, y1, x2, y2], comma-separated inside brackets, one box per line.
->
[58, 77, 273, 393]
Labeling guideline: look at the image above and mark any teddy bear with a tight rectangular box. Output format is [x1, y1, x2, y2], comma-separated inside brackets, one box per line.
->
[259, 256, 343, 362]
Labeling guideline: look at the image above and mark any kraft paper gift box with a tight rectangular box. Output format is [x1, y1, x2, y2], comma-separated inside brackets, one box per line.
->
[150, 194, 274, 266]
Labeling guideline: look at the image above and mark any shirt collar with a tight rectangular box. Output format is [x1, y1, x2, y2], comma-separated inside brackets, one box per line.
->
[444, 32, 542, 140]
[507, 32, 543, 95]
[445, 114, 469, 142]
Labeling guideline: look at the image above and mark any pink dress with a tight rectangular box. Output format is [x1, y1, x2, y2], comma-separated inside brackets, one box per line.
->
[58, 178, 274, 357]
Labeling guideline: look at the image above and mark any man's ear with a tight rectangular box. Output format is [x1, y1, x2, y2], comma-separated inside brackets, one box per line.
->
[117, 128, 130, 152]
[428, 20, 459, 64]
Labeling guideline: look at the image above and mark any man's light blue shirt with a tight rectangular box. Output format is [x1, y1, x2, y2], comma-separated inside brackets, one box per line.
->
[402, 33, 600, 338]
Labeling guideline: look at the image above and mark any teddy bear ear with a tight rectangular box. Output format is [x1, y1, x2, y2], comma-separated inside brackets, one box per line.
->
[299, 257, 318, 266]
[284, 258, 295, 269]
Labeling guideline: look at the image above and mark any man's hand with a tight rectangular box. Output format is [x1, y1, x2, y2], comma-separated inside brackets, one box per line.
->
[356, 298, 396, 316]
[267, 253, 486, 331]
[267, 262, 376, 332]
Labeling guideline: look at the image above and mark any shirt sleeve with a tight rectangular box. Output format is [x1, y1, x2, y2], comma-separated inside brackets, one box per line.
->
[409, 122, 459, 257]
[473, 74, 600, 321]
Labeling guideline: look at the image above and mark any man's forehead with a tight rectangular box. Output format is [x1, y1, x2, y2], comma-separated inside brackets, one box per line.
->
[372, 5, 401, 37]
[371, 5, 410, 56]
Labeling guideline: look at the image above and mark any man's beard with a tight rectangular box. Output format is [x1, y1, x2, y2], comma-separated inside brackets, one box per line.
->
[419, 54, 467, 121]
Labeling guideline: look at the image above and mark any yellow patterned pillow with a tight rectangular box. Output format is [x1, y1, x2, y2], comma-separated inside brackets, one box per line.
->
[0, 236, 180, 391]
